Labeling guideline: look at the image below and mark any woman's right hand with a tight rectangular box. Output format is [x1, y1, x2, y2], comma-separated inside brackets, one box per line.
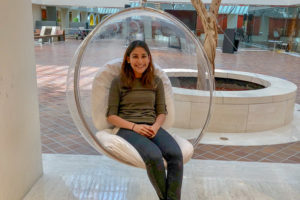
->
[133, 124, 155, 138]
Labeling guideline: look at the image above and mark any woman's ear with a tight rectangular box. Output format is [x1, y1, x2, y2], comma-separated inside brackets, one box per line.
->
[127, 56, 130, 63]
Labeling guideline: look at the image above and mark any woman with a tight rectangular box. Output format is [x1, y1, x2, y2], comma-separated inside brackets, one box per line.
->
[106, 40, 183, 200]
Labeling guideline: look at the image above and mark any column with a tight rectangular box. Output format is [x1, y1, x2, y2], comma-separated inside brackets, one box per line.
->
[122, 20, 129, 39]
[81, 11, 88, 24]
[61, 8, 70, 34]
[143, 17, 152, 40]
[259, 15, 269, 42]
[0, 0, 43, 200]
[32, 4, 42, 29]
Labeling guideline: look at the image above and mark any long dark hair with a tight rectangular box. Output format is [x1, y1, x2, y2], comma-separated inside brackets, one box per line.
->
[121, 40, 154, 88]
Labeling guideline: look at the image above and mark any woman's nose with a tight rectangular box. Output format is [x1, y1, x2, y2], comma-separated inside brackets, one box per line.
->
[137, 57, 143, 63]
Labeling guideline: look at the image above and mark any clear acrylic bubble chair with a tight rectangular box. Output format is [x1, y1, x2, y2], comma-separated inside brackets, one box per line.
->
[66, 7, 214, 168]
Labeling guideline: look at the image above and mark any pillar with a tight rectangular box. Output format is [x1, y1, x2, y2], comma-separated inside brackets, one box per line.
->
[122, 20, 129, 39]
[144, 18, 152, 40]
[81, 11, 88, 24]
[61, 8, 70, 34]
[0, 0, 43, 199]
[259, 15, 269, 41]
[32, 4, 42, 29]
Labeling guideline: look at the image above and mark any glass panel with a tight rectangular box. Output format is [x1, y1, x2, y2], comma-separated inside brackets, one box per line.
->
[242, 6, 300, 53]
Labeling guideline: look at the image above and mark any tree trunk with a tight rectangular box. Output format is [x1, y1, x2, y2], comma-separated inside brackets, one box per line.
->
[191, 0, 221, 89]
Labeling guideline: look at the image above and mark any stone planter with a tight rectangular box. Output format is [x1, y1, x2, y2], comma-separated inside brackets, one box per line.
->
[165, 69, 297, 133]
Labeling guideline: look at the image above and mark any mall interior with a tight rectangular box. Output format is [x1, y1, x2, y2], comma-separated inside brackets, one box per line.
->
[1, 0, 300, 200]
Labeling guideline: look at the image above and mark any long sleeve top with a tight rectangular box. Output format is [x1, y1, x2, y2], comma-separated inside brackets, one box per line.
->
[106, 76, 167, 124]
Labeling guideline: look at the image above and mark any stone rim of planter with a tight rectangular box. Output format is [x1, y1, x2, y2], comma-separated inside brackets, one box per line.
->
[165, 69, 297, 133]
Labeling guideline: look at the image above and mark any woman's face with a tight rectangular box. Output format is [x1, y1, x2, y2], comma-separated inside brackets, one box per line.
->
[127, 47, 150, 78]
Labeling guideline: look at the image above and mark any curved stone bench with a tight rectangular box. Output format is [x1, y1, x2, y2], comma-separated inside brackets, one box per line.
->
[165, 69, 297, 133]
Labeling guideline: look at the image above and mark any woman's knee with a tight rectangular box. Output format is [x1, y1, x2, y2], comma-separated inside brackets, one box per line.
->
[144, 148, 164, 165]
[167, 143, 183, 159]
[165, 150, 183, 168]
[167, 151, 183, 171]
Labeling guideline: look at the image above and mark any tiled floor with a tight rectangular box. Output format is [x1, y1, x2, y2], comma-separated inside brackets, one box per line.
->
[24, 154, 300, 200]
[35, 40, 300, 163]
[194, 143, 300, 163]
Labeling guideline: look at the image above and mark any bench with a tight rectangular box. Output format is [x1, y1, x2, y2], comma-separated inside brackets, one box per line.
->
[34, 30, 65, 42]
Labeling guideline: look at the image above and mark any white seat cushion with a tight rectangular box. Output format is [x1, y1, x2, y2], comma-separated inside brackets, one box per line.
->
[96, 129, 194, 169]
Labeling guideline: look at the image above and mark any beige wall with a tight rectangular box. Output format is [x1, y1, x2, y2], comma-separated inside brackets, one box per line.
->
[32, 4, 42, 29]
[0, 0, 43, 200]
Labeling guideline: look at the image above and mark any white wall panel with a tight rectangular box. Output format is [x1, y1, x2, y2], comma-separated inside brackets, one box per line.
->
[0, 0, 43, 199]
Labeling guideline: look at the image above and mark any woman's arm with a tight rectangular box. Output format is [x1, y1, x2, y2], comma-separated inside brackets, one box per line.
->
[150, 113, 166, 136]
[107, 115, 134, 130]
[107, 115, 154, 137]
[150, 77, 168, 137]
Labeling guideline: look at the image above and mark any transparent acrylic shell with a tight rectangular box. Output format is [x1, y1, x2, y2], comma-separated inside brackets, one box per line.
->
[66, 7, 214, 163]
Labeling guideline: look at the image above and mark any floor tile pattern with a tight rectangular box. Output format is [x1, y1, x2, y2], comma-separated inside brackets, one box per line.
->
[35, 40, 300, 163]
[24, 154, 300, 200]
[193, 143, 300, 163]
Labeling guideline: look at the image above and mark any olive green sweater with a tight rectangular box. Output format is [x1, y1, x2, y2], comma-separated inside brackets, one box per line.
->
[106, 76, 167, 124]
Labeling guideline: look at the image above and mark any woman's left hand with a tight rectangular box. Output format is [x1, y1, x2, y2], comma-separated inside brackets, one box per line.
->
[149, 124, 160, 138]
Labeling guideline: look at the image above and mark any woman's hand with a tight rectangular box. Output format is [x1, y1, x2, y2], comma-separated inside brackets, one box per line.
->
[133, 124, 155, 138]
[149, 124, 160, 138]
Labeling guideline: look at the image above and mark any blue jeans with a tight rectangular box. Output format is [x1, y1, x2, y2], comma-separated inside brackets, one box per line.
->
[117, 127, 183, 200]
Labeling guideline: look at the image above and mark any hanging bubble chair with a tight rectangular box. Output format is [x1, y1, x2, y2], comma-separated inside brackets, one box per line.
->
[66, 7, 214, 168]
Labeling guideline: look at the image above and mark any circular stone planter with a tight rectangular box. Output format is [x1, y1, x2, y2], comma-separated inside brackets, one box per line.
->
[165, 69, 297, 133]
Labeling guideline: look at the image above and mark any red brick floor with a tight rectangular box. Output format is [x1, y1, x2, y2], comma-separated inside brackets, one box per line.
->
[35, 40, 300, 163]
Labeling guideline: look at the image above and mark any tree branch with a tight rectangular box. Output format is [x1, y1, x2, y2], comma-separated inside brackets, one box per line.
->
[209, 0, 222, 17]
[191, 0, 209, 32]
